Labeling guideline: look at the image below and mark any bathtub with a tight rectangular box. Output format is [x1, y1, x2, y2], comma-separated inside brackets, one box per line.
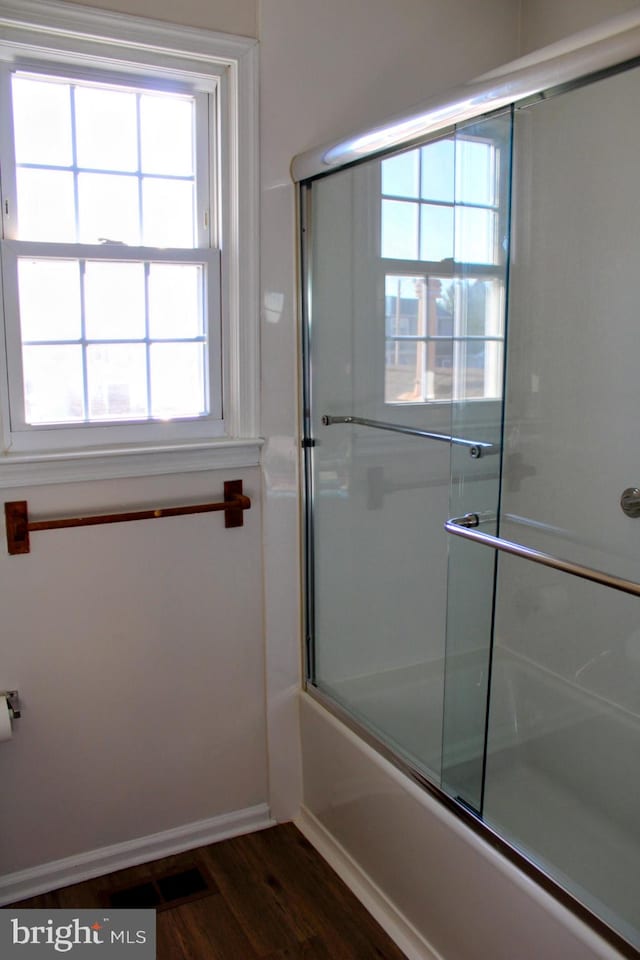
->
[300, 649, 637, 960]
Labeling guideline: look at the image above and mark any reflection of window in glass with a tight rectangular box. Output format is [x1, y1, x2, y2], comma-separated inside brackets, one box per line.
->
[384, 275, 503, 403]
[4, 70, 216, 441]
[381, 134, 504, 404]
[381, 136, 499, 265]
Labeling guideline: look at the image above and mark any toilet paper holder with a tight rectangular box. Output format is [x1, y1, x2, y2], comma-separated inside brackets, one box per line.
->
[1, 691, 20, 719]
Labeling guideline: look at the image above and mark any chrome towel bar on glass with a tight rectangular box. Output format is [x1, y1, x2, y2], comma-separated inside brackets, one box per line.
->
[321, 415, 494, 459]
[445, 513, 640, 598]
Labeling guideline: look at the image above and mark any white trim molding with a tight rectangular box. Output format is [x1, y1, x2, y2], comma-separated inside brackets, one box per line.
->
[0, 0, 256, 64]
[0, 803, 275, 905]
[0, 438, 263, 487]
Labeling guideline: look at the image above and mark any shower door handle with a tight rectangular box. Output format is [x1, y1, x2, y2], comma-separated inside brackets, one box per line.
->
[445, 513, 640, 598]
[322, 415, 495, 458]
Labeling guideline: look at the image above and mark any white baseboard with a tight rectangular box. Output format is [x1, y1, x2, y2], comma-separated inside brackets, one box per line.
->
[295, 806, 442, 960]
[0, 803, 275, 905]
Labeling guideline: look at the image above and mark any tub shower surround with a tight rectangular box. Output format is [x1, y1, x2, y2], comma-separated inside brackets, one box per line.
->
[297, 15, 640, 957]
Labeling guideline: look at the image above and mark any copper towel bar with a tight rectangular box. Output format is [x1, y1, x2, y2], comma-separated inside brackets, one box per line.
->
[4, 479, 251, 555]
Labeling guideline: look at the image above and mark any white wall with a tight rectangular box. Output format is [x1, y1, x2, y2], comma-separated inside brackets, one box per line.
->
[58, 0, 257, 36]
[0, 469, 268, 878]
[520, 0, 640, 52]
[0, 0, 266, 887]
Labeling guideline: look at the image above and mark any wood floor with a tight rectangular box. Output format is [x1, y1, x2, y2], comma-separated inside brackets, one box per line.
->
[13, 824, 408, 959]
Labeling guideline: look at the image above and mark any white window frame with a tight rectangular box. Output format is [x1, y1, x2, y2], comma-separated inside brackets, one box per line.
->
[0, 0, 260, 486]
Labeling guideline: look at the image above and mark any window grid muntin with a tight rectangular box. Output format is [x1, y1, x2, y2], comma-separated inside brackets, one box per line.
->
[19, 255, 208, 426]
[6, 243, 214, 431]
[12, 71, 198, 247]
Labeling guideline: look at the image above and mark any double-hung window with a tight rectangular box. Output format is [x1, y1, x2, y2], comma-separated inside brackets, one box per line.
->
[0, 0, 258, 481]
[2, 69, 218, 450]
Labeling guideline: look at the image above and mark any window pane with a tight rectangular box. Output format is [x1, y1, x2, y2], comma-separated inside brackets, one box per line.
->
[432, 278, 455, 336]
[428, 279, 454, 402]
[455, 340, 503, 400]
[148, 264, 203, 339]
[459, 341, 486, 398]
[140, 95, 194, 176]
[381, 200, 418, 259]
[78, 173, 140, 244]
[87, 344, 147, 420]
[75, 86, 138, 172]
[459, 278, 486, 336]
[455, 207, 497, 264]
[421, 139, 454, 202]
[457, 278, 504, 337]
[84, 262, 146, 340]
[456, 139, 495, 206]
[420, 204, 453, 261]
[18, 260, 81, 342]
[142, 179, 195, 247]
[150, 343, 205, 418]
[385, 275, 423, 337]
[17, 169, 76, 242]
[381, 150, 419, 198]
[23, 345, 84, 423]
[12, 76, 72, 167]
[431, 339, 454, 401]
[483, 339, 502, 399]
[385, 339, 423, 402]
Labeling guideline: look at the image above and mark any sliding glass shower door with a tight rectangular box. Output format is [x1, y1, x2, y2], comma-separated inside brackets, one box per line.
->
[303, 110, 512, 786]
[301, 46, 640, 958]
[478, 63, 640, 949]
[440, 60, 640, 949]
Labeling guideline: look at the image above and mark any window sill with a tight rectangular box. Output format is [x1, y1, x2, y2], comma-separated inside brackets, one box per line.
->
[0, 438, 264, 488]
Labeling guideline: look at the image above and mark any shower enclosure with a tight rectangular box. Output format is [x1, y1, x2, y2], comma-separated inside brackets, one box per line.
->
[298, 35, 640, 958]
